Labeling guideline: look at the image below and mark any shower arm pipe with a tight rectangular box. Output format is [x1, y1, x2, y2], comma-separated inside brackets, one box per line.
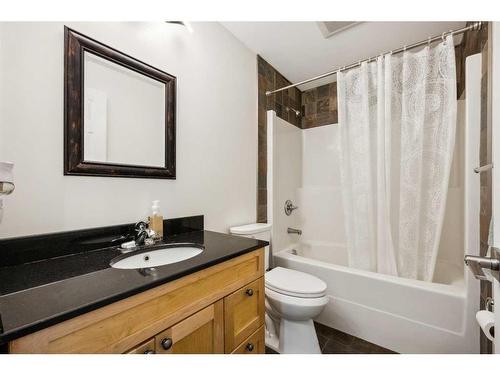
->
[265, 22, 483, 96]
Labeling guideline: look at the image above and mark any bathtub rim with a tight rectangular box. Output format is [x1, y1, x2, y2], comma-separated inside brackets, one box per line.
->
[274, 243, 467, 298]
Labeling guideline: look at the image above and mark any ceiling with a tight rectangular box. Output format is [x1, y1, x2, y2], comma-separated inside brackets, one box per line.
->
[220, 22, 466, 90]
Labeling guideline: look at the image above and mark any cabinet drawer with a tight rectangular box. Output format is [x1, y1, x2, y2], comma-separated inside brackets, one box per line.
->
[224, 277, 265, 353]
[231, 325, 265, 354]
[155, 301, 224, 354]
[125, 338, 155, 354]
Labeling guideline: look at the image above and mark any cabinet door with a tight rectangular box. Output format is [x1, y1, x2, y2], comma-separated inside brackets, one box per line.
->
[155, 301, 224, 354]
[125, 338, 156, 354]
[224, 277, 265, 353]
[231, 325, 265, 354]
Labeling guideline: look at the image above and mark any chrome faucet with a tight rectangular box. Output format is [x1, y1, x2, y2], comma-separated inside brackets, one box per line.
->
[287, 227, 302, 235]
[134, 221, 152, 246]
[119, 221, 156, 251]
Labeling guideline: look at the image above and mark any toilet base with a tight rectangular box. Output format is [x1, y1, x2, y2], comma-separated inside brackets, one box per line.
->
[271, 318, 321, 354]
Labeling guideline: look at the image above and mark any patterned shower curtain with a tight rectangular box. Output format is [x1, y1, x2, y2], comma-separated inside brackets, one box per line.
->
[337, 35, 457, 281]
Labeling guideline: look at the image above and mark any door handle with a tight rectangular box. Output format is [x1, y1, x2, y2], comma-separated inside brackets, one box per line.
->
[464, 248, 500, 281]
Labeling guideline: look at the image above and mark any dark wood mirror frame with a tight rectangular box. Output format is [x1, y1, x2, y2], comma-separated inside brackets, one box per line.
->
[64, 26, 176, 179]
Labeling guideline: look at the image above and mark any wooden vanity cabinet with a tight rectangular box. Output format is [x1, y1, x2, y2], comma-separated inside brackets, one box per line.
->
[154, 302, 224, 354]
[224, 277, 265, 352]
[231, 325, 265, 354]
[125, 338, 156, 354]
[8, 248, 265, 354]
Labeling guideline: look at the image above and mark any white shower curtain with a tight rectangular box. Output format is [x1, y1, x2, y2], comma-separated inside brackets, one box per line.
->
[337, 35, 457, 281]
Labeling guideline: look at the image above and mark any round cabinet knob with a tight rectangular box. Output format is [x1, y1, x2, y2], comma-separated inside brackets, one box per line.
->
[246, 343, 254, 352]
[246, 288, 254, 296]
[161, 337, 173, 350]
[143, 349, 155, 354]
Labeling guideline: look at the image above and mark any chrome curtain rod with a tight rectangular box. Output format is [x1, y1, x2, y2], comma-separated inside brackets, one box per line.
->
[265, 21, 483, 96]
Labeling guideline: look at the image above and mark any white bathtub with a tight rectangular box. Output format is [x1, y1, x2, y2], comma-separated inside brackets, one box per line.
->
[273, 241, 480, 353]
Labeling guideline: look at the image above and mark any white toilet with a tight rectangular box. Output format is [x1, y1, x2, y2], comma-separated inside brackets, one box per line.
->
[229, 223, 328, 354]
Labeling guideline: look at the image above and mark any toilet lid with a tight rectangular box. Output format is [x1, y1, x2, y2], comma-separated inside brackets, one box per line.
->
[265, 267, 327, 298]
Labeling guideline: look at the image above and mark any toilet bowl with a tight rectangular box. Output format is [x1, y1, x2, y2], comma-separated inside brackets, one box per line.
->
[265, 266, 328, 353]
[229, 223, 328, 354]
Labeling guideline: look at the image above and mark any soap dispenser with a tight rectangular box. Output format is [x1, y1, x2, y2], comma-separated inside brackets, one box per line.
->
[149, 200, 164, 240]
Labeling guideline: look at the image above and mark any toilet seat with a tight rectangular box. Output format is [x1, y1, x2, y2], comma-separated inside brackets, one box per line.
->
[265, 267, 327, 298]
[265, 287, 329, 307]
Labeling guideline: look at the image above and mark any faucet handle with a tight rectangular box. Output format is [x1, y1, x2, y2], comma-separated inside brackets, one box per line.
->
[135, 221, 148, 232]
[144, 229, 157, 245]
[284, 200, 299, 216]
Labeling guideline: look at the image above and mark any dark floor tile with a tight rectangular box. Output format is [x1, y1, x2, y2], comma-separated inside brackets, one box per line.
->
[317, 333, 329, 351]
[265, 346, 279, 354]
[314, 322, 354, 346]
[321, 339, 357, 354]
[314, 321, 396, 354]
[350, 337, 396, 354]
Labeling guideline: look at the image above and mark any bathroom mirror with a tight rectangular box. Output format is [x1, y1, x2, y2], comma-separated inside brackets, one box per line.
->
[64, 27, 176, 179]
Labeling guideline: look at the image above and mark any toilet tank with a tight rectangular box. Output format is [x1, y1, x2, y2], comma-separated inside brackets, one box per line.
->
[229, 223, 272, 270]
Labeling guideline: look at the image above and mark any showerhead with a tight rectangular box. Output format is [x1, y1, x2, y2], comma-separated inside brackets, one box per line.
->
[285, 106, 301, 117]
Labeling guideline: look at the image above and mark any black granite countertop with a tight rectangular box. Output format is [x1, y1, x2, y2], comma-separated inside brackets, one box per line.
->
[0, 217, 268, 344]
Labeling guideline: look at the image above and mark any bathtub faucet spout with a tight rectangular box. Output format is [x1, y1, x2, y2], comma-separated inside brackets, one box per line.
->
[287, 227, 302, 235]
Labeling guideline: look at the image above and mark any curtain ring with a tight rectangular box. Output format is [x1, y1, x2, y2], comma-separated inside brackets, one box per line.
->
[441, 31, 447, 42]
[403, 45, 407, 52]
[427, 36, 431, 46]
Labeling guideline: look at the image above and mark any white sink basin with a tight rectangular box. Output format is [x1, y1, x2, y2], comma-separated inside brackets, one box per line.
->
[110, 244, 203, 269]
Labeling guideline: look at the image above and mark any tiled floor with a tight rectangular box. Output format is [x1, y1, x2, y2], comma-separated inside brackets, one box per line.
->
[265, 322, 396, 354]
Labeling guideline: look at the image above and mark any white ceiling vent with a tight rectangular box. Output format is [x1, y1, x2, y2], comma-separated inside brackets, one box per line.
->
[317, 22, 360, 39]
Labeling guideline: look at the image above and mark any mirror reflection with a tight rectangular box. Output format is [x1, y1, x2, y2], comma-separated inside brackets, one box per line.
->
[83, 52, 166, 167]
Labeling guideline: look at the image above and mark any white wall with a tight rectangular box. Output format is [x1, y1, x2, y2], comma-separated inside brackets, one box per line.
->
[0, 22, 258, 238]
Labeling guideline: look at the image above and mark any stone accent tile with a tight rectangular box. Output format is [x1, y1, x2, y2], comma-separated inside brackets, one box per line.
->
[303, 90, 316, 104]
[316, 98, 330, 114]
[302, 82, 338, 128]
[304, 103, 314, 116]
[283, 89, 289, 107]
[257, 204, 267, 223]
[317, 84, 330, 98]
[257, 55, 302, 223]
[258, 188, 267, 206]
[316, 112, 336, 127]
[275, 102, 283, 117]
[304, 114, 317, 128]
[330, 82, 337, 95]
